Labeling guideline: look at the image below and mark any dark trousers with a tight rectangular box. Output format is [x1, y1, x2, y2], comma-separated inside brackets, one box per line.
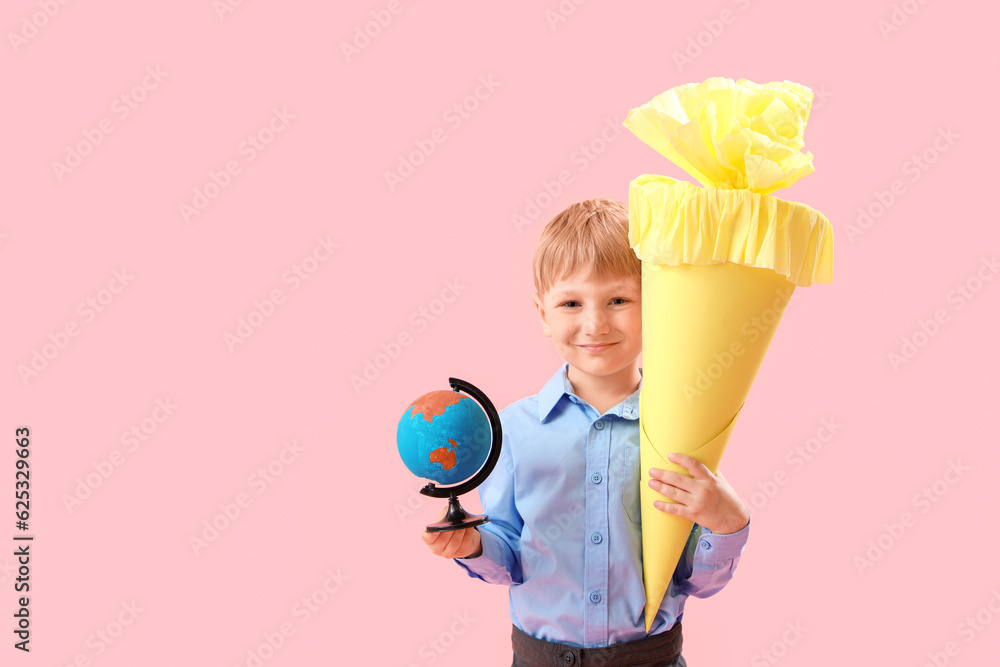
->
[511, 622, 686, 667]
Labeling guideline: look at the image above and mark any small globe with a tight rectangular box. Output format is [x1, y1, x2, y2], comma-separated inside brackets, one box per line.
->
[397, 390, 491, 485]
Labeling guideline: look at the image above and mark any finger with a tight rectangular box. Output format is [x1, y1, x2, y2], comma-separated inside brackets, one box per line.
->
[453, 528, 477, 558]
[648, 477, 690, 502]
[667, 452, 714, 481]
[442, 528, 473, 558]
[423, 531, 454, 558]
[653, 499, 687, 517]
[649, 467, 694, 492]
[430, 529, 458, 556]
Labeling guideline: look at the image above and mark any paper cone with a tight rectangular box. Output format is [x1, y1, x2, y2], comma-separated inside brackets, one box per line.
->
[638, 262, 796, 631]
[623, 78, 835, 632]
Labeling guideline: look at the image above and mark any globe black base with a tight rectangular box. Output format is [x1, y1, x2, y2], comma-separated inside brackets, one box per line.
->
[424, 494, 491, 533]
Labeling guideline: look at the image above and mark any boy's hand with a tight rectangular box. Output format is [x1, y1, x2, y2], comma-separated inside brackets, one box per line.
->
[648, 453, 749, 535]
[421, 507, 483, 559]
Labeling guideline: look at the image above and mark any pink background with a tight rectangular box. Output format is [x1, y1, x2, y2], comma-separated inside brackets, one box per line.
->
[3, 1, 998, 665]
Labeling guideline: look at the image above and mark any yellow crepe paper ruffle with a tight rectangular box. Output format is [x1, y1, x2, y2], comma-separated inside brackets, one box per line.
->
[623, 77, 815, 193]
[629, 175, 833, 287]
[624, 77, 833, 286]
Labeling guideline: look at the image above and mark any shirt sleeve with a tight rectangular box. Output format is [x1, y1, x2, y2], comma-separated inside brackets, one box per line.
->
[453, 429, 524, 586]
[671, 518, 750, 599]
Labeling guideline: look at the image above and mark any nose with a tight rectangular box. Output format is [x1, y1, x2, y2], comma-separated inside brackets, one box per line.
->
[582, 307, 610, 336]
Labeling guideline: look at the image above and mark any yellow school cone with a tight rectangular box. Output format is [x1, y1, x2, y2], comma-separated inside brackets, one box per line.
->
[623, 78, 834, 632]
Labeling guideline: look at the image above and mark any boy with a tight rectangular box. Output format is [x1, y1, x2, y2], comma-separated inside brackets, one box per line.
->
[422, 199, 750, 666]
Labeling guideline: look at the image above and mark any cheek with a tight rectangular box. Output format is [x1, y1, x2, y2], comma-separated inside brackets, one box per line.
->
[549, 321, 573, 339]
[616, 312, 642, 335]
[631, 309, 642, 333]
[553, 314, 577, 329]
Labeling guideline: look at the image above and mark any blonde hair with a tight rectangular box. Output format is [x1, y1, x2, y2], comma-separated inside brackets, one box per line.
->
[533, 198, 640, 296]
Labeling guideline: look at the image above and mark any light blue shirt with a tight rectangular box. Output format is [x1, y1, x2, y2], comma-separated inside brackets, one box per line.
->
[455, 362, 749, 649]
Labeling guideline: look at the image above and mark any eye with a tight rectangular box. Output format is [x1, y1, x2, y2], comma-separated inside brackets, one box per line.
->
[559, 300, 580, 308]
[611, 297, 629, 305]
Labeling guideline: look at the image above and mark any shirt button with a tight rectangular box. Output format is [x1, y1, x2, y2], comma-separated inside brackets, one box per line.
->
[594, 420, 605, 430]
[699, 539, 712, 550]
[590, 591, 602, 603]
[591, 472, 602, 484]
[591, 532, 602, 544]
[562, 651, 576, 665]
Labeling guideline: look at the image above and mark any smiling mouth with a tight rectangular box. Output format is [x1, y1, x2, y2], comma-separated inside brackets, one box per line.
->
[578, 342, 617, 350]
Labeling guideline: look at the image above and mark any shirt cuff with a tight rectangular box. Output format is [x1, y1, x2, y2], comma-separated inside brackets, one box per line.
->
[696, 519, 750, 565]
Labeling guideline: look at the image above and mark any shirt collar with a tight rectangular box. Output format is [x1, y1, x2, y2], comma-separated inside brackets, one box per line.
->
[537, 362, 642, 423]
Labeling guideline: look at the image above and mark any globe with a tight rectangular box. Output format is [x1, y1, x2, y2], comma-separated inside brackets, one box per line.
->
[397, 389, 491, 486]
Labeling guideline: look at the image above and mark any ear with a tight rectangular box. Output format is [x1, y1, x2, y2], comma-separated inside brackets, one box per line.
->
[532, 292, 552, 338]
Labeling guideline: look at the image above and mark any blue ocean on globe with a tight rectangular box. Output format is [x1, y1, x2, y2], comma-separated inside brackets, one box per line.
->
[396, 390, 491, 485]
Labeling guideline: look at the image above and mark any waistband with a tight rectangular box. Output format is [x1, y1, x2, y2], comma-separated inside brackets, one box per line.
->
[511, 622, 683, 667]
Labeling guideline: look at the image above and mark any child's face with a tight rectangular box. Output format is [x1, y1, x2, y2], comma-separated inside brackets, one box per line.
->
[532, 270, 642, 384]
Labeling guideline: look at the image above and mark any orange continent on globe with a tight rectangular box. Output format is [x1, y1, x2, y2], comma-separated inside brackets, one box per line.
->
[407, 391, 462, 423]
[429, 439, 459, 470]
